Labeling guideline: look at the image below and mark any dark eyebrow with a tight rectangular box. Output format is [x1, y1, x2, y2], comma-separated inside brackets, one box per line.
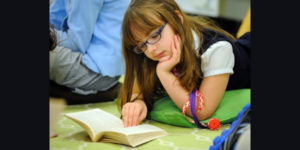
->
[133, 36, 143, 45]
[152, 27, 161, 34]
[135, 24, 162, 45]
[146, 27, 160, 39]
[136, 40, 144, 46]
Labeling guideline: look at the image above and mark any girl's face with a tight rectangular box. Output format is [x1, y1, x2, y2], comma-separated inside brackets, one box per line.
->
[133, 22, 177, 62]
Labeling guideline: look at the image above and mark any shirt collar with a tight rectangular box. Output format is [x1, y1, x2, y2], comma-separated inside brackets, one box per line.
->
[192, 29, 200, 50]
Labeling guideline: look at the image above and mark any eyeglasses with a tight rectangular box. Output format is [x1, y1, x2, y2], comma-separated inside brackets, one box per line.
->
[133, 22, 167, 54]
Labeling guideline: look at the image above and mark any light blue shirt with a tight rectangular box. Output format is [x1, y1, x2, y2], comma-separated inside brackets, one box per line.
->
[50, 0, 130, 76]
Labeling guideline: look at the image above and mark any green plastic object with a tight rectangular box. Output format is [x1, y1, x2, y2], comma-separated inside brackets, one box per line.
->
[148, 89, 251, 127]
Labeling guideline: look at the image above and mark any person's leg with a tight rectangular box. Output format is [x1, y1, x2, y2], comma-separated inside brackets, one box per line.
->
[50, 46, 120, 91]
[50, 80, 122, 104]
[50, 46, 121, 103]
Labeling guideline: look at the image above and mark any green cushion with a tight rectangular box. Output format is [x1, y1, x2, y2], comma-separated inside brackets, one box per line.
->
[148, 89, 251, 127]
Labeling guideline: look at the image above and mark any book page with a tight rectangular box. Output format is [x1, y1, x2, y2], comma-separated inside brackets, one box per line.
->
[109, 124, 165, 135]
[107, 124, 168, 147]
[100, 133, 130, 146]
[65, 109, 124, 141]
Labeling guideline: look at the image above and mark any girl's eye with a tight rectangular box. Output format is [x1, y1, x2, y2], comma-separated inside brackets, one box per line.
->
[148, 33, 160, 43]
[137, 43, 147, 51]
[140, 44, 147, 50]
[151, 33, 159, 39]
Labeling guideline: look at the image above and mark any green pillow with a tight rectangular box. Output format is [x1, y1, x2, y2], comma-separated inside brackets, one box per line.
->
[147, 89, 251, 127]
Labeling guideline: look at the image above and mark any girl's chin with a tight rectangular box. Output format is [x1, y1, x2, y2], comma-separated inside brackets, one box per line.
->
[158, 55, 170, 62]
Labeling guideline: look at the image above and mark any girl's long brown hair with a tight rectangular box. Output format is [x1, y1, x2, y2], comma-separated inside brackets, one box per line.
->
[117, 0, 235, 111]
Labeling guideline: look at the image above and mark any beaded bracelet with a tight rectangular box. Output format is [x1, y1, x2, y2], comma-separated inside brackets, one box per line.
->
[181, 89, 203, 123]
[173, 68, 220, 130]
[182, 88, 220, 130]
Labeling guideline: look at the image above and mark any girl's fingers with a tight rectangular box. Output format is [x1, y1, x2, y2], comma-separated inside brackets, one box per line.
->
[127, 104, 135, 127]
[174, 34, 178, 49]
[172, 34, 181, 63]
[122, 101, 146, 127]
[138, 108, 146, 124]
[122, 105, 129, 127]
[133, 106, 142, 126]
[171, 36, 177, 58]
[170, 38, 175, 52]
[175, 34, 181, 56]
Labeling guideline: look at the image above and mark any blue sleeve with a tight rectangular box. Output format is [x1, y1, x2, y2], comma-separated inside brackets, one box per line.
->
[49, 0, 67, 30]
[53, 0, 104, 53]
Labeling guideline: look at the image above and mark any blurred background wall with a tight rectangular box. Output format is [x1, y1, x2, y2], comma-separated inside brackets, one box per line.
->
[175, 0, 250, 36]
[49, 0, 250, 36]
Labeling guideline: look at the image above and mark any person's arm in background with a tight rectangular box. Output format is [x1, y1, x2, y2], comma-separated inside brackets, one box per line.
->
[49, 0, 104, 53]
[49, 0, 67, 30]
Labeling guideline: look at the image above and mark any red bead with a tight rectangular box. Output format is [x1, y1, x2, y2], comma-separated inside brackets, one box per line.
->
[208, 118, 221, 130]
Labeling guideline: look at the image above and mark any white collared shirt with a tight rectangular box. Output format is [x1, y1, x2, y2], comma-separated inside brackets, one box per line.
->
[192, 30, 235, 77]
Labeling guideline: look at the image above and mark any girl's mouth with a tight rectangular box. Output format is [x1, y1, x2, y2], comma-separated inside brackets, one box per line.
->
[155, 51, 165, 58]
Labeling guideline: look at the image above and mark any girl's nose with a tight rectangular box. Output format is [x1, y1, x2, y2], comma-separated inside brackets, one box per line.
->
[146, 44, 157, 53]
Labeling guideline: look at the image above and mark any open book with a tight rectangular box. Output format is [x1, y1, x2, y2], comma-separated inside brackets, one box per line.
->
[64, 108, 168, 147]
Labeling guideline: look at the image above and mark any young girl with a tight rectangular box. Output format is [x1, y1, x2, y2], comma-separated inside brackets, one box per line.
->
[117, 0, 250, 128]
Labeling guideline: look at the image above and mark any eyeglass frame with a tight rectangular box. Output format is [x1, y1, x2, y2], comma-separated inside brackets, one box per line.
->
[133, 22, 168, 54]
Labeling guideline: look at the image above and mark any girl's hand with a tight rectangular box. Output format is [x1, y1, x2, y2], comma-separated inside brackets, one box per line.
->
[156, 34, 182, 73]
[122, 99, 147, 127]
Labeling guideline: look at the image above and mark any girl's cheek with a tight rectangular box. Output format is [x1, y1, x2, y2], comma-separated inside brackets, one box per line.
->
[146, 54, 154, 60]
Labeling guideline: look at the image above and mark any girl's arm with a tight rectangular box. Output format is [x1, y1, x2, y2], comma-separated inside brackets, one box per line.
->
[157, 34, 231, 121]
[121, 79, 148, 127]
[157, 71, 229, 121]
[197, 74, 230, 120]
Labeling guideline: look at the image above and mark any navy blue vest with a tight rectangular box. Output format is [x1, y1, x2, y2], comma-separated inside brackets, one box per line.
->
[198, 29, 251, 90]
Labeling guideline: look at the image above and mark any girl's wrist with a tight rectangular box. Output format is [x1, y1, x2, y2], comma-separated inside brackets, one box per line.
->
[156, 69, 173, 78]
[132, 98, 143, 103]
[156, 63, 175, 74]
[134, 99, 148, 111]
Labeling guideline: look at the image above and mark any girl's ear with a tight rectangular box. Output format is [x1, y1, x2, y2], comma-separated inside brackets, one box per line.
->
[175, 10, 184, 24]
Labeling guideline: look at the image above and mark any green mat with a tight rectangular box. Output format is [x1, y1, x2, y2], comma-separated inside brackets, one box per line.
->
[50, 101, 229, 150]
[148, 89, 251, 127]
